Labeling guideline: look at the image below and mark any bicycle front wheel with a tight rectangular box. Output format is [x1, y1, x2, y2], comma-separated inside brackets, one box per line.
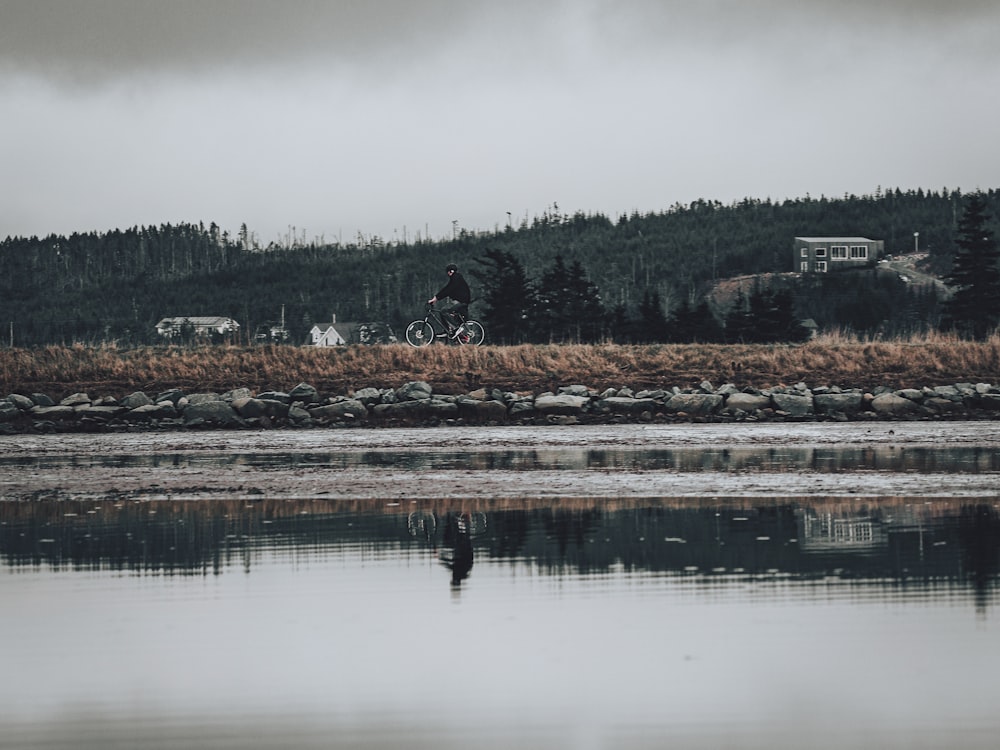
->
[405, 320, 434, 347]
[461, 320, 485, 346]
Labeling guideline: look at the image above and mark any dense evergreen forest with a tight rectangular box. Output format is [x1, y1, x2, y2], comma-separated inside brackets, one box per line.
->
[2, 187, 997, 346]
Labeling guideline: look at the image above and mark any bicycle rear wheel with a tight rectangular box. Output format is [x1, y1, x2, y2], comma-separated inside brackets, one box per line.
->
[461, 320, 485, 346]
[405, 320, 434, 347]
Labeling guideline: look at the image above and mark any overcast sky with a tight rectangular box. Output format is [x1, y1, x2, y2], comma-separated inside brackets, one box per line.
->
[2, 0, 998, 245]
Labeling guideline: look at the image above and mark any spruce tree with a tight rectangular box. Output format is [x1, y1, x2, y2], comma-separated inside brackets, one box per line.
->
[472, 249, 535, 344]
[943, 193, 1000, 338]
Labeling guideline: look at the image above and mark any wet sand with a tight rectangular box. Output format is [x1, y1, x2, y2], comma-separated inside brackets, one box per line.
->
[2, 422, 999, 501]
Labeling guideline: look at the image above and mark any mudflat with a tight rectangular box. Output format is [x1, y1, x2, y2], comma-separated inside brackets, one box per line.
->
[3, 422, 998, 502]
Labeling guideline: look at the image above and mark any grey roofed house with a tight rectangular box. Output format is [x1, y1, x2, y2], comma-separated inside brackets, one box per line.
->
[155, 316, 240, 337]
[795, 236, 885, 274]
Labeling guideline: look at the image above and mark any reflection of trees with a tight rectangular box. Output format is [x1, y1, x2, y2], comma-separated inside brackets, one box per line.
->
[958, 505, 1000, 614]
[1, 500, 997, 610]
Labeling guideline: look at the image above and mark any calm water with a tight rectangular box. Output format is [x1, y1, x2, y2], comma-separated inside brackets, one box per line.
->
[2, 434, 999, 749]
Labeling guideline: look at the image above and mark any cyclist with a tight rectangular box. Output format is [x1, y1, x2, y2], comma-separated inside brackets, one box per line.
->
[427, 263, 471, 338]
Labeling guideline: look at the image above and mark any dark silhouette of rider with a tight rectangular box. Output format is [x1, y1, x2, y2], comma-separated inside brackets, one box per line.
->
[440, 511, 474, 586]
[428, 263, 471, 338]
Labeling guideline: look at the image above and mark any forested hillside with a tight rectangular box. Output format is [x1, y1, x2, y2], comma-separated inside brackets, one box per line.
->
[2, 187, 996, 346]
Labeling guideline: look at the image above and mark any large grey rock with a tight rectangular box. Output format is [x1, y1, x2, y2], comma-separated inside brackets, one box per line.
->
[770, 393, 814, 416]
[155, 388, 186, 405]
[310, 399, 368, 420]
[120, 391, 153, 409]
[183, 400, 242, 426]
[395, 381, 433, 402]
[594, 397, 659, 415]
[663, 393, 723, 416]
[558, 385, 591, 398]
[723, 393, 771, 413]
[31, 393, 55, 406]
[79, 405, 125, 419]
[353, 387, 383, 405]
[0, 401, 20, 421]
[871, 393, 922, 416]
[231, 397, 271, 419]
[372, 399, 458, 421]
[456, 397, 509, 423]
[509, 400, 536, 417]
[288, 383, 319, 403]
[223, 387, 253, 402]
[534, 394, 590, 415]
[125, 402, 177, 421]
[186, 393, 223, 406]
[814, 392, 864, 415]
[60, 392, 91, 407]
[258, 391, 291, 404]
[288, 405, 313, 425]
[29, 405, 77, 420]
[6, 394, 34, 410]
[922, 397, 967, 415]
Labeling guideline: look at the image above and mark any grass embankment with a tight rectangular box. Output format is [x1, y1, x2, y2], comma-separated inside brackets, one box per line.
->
[1, 332, 999, 400]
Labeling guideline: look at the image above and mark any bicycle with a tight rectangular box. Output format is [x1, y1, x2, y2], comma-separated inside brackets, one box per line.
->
[404, 303, 485, 347]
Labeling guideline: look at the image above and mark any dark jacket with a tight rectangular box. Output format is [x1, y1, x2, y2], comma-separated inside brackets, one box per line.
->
[436, 271, 471, 304]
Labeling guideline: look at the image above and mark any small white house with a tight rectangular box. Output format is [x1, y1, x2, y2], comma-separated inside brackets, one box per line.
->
[156, 316, 240, 339]
[308, 317, 359, 347]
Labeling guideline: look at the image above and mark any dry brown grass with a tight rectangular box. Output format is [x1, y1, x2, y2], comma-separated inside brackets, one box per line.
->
[1, 334, 999, 400]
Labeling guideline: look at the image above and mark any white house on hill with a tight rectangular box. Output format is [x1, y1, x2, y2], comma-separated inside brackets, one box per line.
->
[795, 236, 885, 273]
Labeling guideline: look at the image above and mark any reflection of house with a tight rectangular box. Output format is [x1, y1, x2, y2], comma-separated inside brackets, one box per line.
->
[795, 236, 885, 274]
[156, 316, 240, 339]
[797, 510, 887, 553]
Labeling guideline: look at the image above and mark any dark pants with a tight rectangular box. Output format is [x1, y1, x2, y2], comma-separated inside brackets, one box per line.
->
[443, 302, 468, 328]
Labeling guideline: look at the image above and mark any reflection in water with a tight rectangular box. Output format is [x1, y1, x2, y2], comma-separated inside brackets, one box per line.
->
[2, 498, 998, 609]
[4, 443, 1000, 473]
[2, 496, 999, 750]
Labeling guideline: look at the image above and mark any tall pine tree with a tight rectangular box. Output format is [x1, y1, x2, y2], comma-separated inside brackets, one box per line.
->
[943, 193, 1000, 338]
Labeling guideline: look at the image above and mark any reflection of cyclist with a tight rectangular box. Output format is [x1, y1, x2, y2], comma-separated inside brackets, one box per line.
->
[440, 512, 474, 587]
[427, 263, 471, 338]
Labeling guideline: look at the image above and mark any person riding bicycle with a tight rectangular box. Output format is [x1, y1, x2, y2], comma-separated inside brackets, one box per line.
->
[427, 263, 471, 337]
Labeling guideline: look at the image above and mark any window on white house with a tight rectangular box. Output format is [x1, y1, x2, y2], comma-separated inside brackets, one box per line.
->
[830, 245, 848, 259]
[850, 245, 868, 259]
[800, 261, 809, 272]
[800, 247, 808, 257]
[816, 261, 827, 272]
[814, 247, 826, 257]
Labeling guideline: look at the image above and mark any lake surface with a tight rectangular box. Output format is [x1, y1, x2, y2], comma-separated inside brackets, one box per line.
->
[2, 424, 999, 749]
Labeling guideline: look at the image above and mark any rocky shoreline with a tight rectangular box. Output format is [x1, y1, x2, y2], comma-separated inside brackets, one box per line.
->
[3, 378, 1000, 434]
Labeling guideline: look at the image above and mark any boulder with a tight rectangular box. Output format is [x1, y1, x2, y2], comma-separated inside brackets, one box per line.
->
[231, 397, 271, 419]
[0, 401, 20, 421]
[723, 393, 771, 413]
[814, 392, 864, 415]
[186, 393, 223, 406]
[770, 393, 814, 416]
[372, 399, 458, 421]
[29, 405, 77, 420]
[183, 401, 242, 426]
[288, 383, 320, 403]
[663, 393, 723, 416]
[288, 405, 313, 426]
[6, 394, 34, 411]
[31, 393, 55, 406]
[558, 385, 591, 398]
[534, 394, 590, 415]
[353, 387, 383, 405]
[258, 391, 291, 404]
[125, 402, 177, 421]
[395, 381, 433, 402]
[870, 393, 922, 416]
[155, 388, 186, 405]
[223, 387, 253, 402]
[594, 397, 659, 415]
[120, 391, 153, 409]
[456, 397, 509, 423]
[60, 392, 91, 407]
[310, 399, 368, 421]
